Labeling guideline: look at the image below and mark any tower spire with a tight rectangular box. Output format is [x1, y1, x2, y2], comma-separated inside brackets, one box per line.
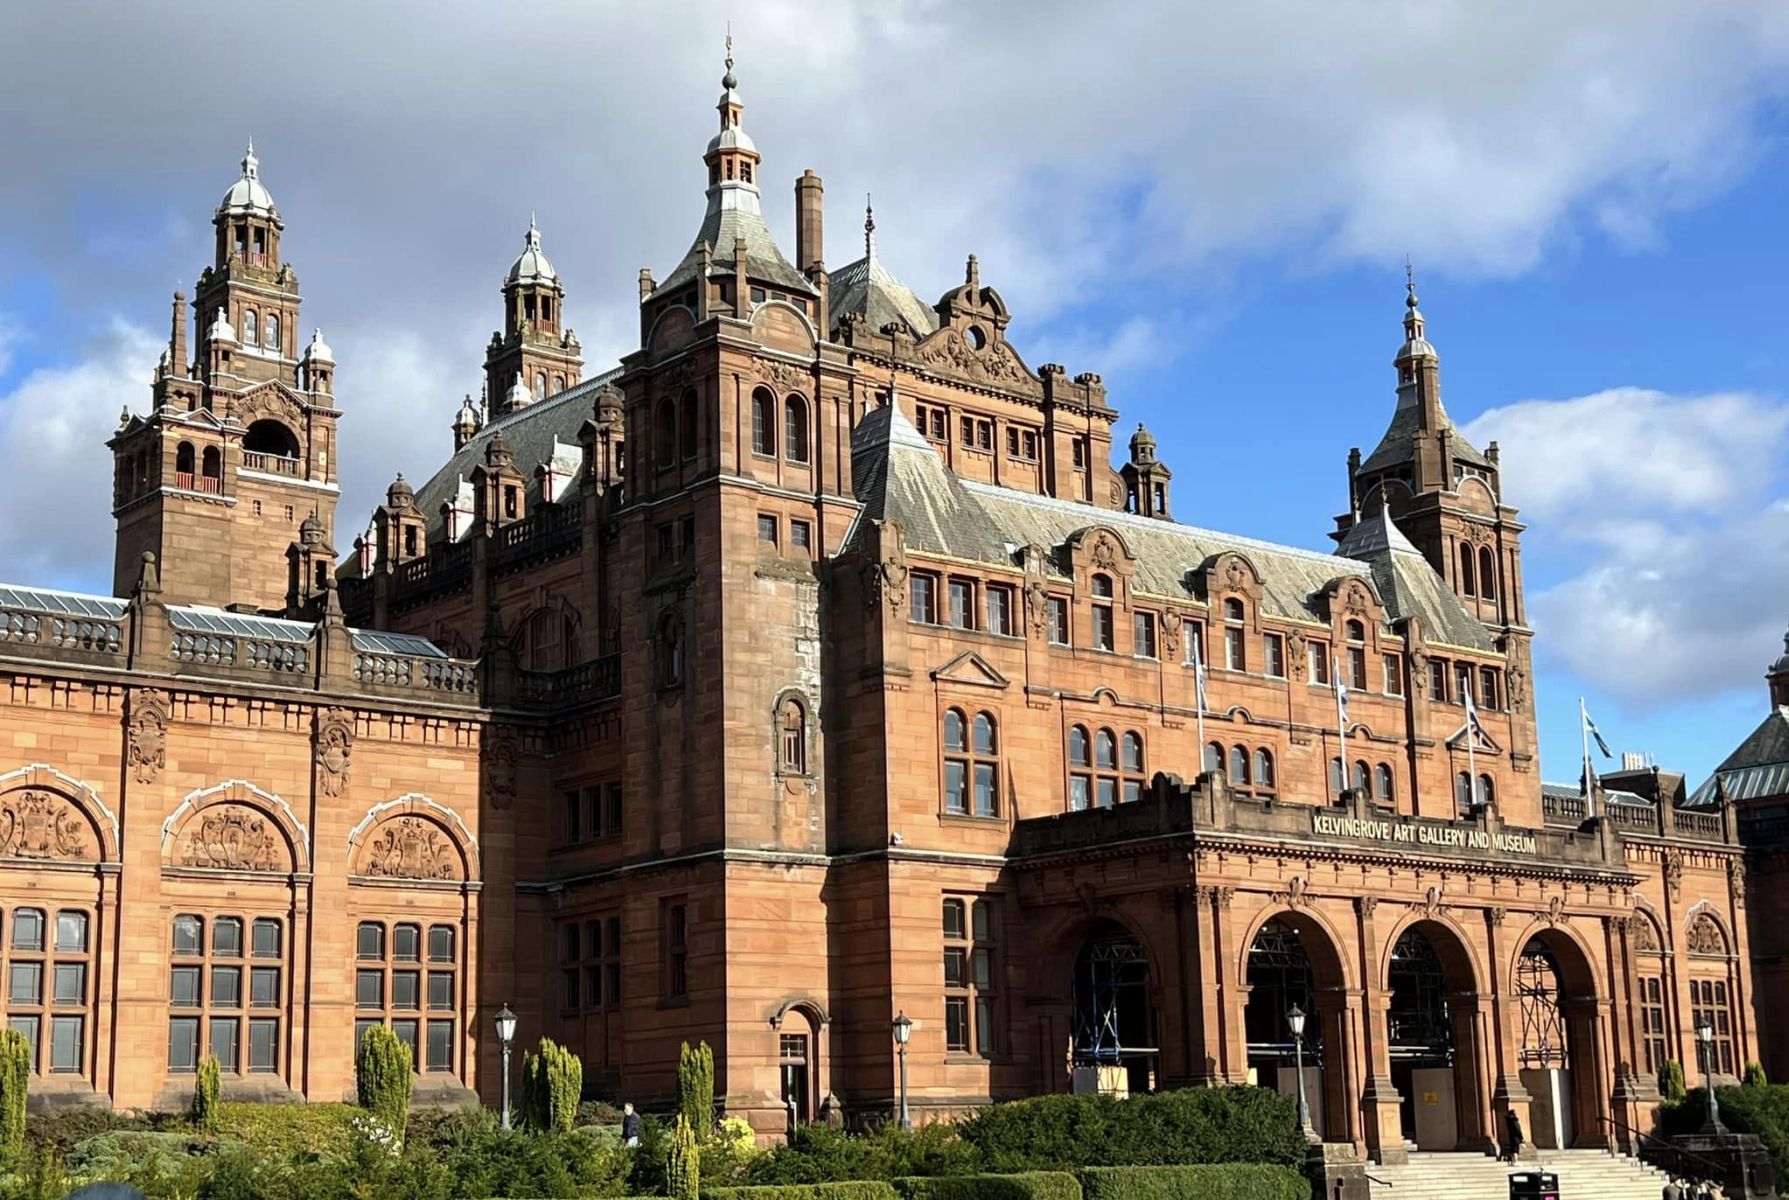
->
[865, 194, 876, 264]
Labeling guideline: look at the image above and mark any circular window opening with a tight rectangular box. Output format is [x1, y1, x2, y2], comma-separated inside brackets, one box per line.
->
[964, 325, 988, 351]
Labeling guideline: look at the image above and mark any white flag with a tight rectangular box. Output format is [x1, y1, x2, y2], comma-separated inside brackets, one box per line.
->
[1194, 643, 1210, 714]
[1464, 690, 1485, 741]
[1334, 662, 1350, 727]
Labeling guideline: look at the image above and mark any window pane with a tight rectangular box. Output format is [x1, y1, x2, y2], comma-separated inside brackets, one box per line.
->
[356, 970, 383, 1010]
[211, 966, 241, 1008]
[392, 1021, 419, 1068]
[943, 710, 965, 751]
[975, 997, 993, 1056]
[249, 1019, 278, 1072]
[429, 973, 455, 1011]
[251, 967, 280, 1008]
[9, 1016, 38, 1068]
[1095, 731, 1116, 769]
[55, 911, 87, 953]
[945, 761, 967, 814]
[949, 580, 973, 629]
[394, 925, 421, 962]
[171, 965, 201, 1007]
[1123, 780, 1141, 805]
[942, 900, 965, 940]
[945, 996, 970, 1052]
[1048, 597, 1069, 644]
[429, 926, 455, 963]
[1265, 634, 1285, 677]
[427, 1021, 453, 1072]
[1069, 726, 1089, 767]
[562, 968, 580, 1009]
[1097, 779, 1117, 809]
[1093, 607, 1113, 650]
[973, 713, 996, 755]
[210, 1017, 239, 1071]
[974, 763, 997, 817]
[562, 924, 580, 962]
[1122, 733, 1143, 773]
[252, 918, 281, 958]
[213, 918, 242, 957]
[586, 966, 602, 1008]
[168, 1017, 199, 1071]
[972, 901, 992, 942]
[52, 964, 84, 1006]
[1070, 776, 1091, 811]
[13, 909, 43, 951]
[356, 923, 384, 960]
[392, 971, 420, 1010]
[8, 963, 40, 1005]
[173, 914, 203, 955]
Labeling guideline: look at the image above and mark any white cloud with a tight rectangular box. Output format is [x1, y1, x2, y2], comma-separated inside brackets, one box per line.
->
[1466, 388, 1789, 706]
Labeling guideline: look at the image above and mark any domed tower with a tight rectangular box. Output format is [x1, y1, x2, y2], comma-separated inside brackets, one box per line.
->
[1120, 423, 1172, 519]
[109, 142, 342, 613]
[485, 215, 582, 416]
[1769, 627, 1789, 709]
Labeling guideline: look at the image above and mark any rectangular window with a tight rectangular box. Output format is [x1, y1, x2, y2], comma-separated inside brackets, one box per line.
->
[392, 1020, 419, 1069]
[8, 963, 39, 1006]
[944, 760, 968, 815]
[356, 970, 383, 1010]
[251, 919, 280, 958]
[790, 519, 812, 556]
[394, 925, 421, 962]
[1640, 976, 1668, 1076]
[392, 971, 420, 1011]
[210, 1017, 239, 1072]
[977, 420, 993, 451]
[757, 515, 778, 546]
[168, 1017, 199, 1072]
[249, 1018, 278, 1073]
[942, 898, 996, 1057]
[1348, 646, 1368, 691]
[1133, 611, 1157, 658]
[250, 967, 279, 1008]
[973, 763, 997, 818]
[1092, 604, 1114, 652]
[428, 973, 454, 1011]
[1263, 633, 1285, 678]
[1480, 667, 1499, 709]
[428, 925, 456, 963]
[1225, 626, 1245, 671]
[960, 416, 975, 446]
[1309, 644, 1330, 684]
[987, 585, 1013, 636]
[1006, 428, 1019, 457]
[664, 902, 689, 1001]
[1070, 777, 1090, 811]
[948, 578, 975, 629]
[1048, 596, 1070, 646]
[930, 410, 947, 441]
[656, 523, 676, 566]
[561, 789, 581, 844]
[55, 911, 87, 953]
[1022, 431, 1038, 460]
[211, 966, 241, 1008]
[52, 964, 83, 1006]
[212, 918, 242, 957]
[1455, 663, 1475, 704]
[604, 783, 623, 839]
[171, 966, 201, 1007]
[1384, 653, 1404, 696]
[1428, 659, 1448, 702]
[1072, 441, 1087, 469]
[8, 1017, 36, 1066]
[1182, 619, 1206, 666]
[910, 573, 937, 624]
[427, 1021, 453, 1072]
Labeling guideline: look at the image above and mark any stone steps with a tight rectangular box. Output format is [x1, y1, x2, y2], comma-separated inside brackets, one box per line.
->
[1370, 1149, 1667, 1200]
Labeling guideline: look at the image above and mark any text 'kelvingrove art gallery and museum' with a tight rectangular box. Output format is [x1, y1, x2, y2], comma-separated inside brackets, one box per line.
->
[1, 50, 1785, 1169]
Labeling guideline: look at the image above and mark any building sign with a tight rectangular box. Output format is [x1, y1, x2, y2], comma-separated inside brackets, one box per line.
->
[1310, 812, 1539, 857]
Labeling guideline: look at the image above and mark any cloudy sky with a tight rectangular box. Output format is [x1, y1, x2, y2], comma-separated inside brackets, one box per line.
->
[2, 1, 1787, 783]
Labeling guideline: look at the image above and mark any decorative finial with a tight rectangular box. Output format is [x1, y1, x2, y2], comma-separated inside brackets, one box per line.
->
[865, 194, 876, 262]
[241, 137, 259, 180]
[722, 26, 737, 90]
[1404, 257, 1419, 310]
[966, 253, 980, 291]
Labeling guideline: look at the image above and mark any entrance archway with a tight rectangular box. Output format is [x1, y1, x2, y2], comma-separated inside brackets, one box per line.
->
[1386, 921, 1486, 1150]
[1515, 930, 1604, 1149]
[1245, 913, 1351, 1142]
[1070, 924, 1156, 1096]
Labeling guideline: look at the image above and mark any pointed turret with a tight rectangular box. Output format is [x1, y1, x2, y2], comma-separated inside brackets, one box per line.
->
[486, 213, 581, 410]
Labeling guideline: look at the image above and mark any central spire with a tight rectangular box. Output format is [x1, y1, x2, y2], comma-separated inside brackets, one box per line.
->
[865, 195, 876, 264]
[704, 31, 761, 212]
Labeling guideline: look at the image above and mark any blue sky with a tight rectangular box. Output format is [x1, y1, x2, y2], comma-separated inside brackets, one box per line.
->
[1, 1, 1786, 786]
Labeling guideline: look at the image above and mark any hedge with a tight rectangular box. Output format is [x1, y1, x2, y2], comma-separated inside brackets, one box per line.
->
[958, 1088, 1305, 1172]
[1660, 1084, 1789, 1185]
[1077, 1165, 1308, 1200]
[894, 1172, 1082, 1200]
[706, 1183, 901, 1200]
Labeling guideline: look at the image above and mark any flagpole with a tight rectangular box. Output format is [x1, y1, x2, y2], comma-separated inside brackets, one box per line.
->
[1194, 640, 1208, 774]
[1465, 694, 1477, 812]
[1334, 654, 1348, 799]
[1580, 696, 1595, 820]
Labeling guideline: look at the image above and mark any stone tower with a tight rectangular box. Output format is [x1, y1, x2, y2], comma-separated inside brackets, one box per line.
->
[484, 216, 583, 416]
[109, 143, 341, 613]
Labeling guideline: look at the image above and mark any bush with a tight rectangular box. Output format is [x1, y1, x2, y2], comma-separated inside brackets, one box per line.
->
[357, 1024, 415, 1145]
[707, 1184, 900, 1200]
[24, 1107, 154, 1157]
[680, 1043, 716, 1142]
[669, 1114, 701, 1200]
[894, 1172, 1081, 1200]
[66, 1130, 233, 1177]
[404, 1108, 629, 1200]
[744, 1124, 982, 1185]
[1076, 1165, 1307, 1200]
[1660, 1060, 1687, 1104]
[1746, 1062, 1770, 1088]
[191, 1054, 223, 1131]
[958, 1089, 1304, 1173]
[1661, 1084, 1789, 1186]
[215, 1101, 362, 1158]
[521, 1040, 584, 1134]
[0, 1028, 27, 1168]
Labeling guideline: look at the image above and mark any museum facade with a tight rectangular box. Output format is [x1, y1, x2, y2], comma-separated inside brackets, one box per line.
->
[0, 51, 1755, 1163]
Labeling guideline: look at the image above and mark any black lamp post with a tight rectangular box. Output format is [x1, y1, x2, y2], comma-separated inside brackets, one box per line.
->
[1697, 1017, 1724, 1134]
[892, 1011, 913, 1132]
[496, 1002, 518, 1131]
[1288, 1004, 1317, 1141]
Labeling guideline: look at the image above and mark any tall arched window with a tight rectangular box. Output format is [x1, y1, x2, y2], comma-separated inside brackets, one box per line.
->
[1352, 760, 1370, 794]
[1255, 749, 1276, 793]
[779, 697, 807, 774]
[201, 446, 222, 493]
[1224, 597, 1246, 670]
[176, 442, 196, 484]
[1687, 914, 1736, 1077]
[1075, 727, 1145, 806]
[1477, 773, 1495, 809]
[241, 310, 257, 346]
[1458, 544, 1476, 597]
[654, 399, 676, 469]
[752, 388, 777, 456]
[1478, 547, 1497, 601]
[1345, 619, 1367, 689]
[1373, 763, 1394, 806]
[1207, 742, 1225, 778]
[1068, 725, 1092, 811]
[1329, 757, 1344, 797]
[1091, 575, 1115, 652]
[943, 709, 999, 817]
[1229, 746, 1251, 794]
[264, 312, 280, 352]
[784, 396, 810, 464]
[534, 372, 547, 401]
[679, 391, 697, 461]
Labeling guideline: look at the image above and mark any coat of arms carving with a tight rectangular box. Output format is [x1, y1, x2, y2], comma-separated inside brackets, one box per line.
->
[126, 689, 169, 785]
[180, 804, 282, 872]
[364, 817, 460, 880]
[315, 709, 354, 799]
[0, 791, 90, 861]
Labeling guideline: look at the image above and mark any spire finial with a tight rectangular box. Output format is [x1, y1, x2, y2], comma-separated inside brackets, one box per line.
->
[241, 137, 259, 180]
[722, 25, 737, 90]
[1404, 256, 1419, 310]
[865, 194, 876, 262]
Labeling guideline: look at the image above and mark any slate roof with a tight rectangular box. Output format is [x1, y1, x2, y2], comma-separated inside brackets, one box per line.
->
[1689, 708, 1789, 807]
[1359, 388, 1492, 476]
[658, 202, 816, 297]
[847, 406, 1496, 649]
[828, 252, 938, 339]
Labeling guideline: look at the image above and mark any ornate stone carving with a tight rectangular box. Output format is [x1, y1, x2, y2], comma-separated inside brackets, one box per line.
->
[1506, 667, 1528, 710]
[126, 688, 169, 785]
[1729, 858, 1747, 904]
[1024, 580, 1050, 634]
[483, 728, 519, 812]
[1628, 914, 1660, 952]
[1663, 851, 1684, 902]
[1486, 906, 1507, 927]
[179, 804, 283, 872]
[1091, 534, 1118, 571]
[1222, 558, 1250, 595]
[1160, 610, 1182, 658]
[1288, 633, 1309, 680]
[1272, 875, 1310, 908]
[227, 384, 304, 426]
[363, 817, 461, 880]
[1215, 886, 1235, 911]
[758, 358, 809, 394]
[1686, 913, 1728, 957]
[1355, 895, 1378, 920]
[915, 328, 1028, 389]
[314, 708, 354, 799]
[864, 553, 909, 613]
[1418, 886, 1448, 920]
[1341, 580, 1372, 618]
[0, 790, 91, 861]
[1543, 894, 1567, 926]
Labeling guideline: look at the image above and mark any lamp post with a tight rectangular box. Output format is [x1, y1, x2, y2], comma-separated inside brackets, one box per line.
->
[892, 1011, 913, 1132]
[1288, 1004, 1317, 1141]
[496, 1002, 518, 1131]
[1697, 1017, 1724, 1134]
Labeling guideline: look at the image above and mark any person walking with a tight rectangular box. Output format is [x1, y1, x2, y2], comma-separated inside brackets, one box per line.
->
[1503, 1108, 1525, 1164]
[1663, 1176, 1683, 1200]
[621, 1102, 641, 1148]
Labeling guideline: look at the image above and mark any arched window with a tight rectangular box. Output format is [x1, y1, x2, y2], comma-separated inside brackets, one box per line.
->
[264, 312, 280, 352]
[534, 372, 547, 401]
[1329, 757, 1344, 797]
[780, 697, 807, 774]
[354, 918, 463, 1076]
[943, 709, 999, 818]
[1456, 772, 1474, 815]
[654, 399, 676, 469]
[1094, 729, 1116, 770]
[1121, 733, 1144, 774]
[1688, 915, 1736, 1076]
[1458, 544, 1476, 597]
[1352, 760, 1370, 794]
[201, 446, 222, 492]
[1074, 726, 1146, 807]
[1229, 746, 1250, 790]
[1254, 749, 1276, 791]
[752, 388, 777, 456]
[1346, 620, 1368, 689]
[1209, 742, 1228, 779]
[1224, 598, 1244, 622]
[784, 396, 810, 464]
[176, 442, 196, 482]
[679, 391, 697, 461]
[241, 309, 257, 346]
[1373, 763, 1394, 805]
[1069, 726, 1089, 766]
[243, 420, 300, 460]
[1477, 773, 1495, 809]
[522, 606, 578, 672]
[1478, 547, 1496, 601]
[1224, 597, 1246, 670]
[553, 375, 565, 395]
[1068, 725, 1091, 810]
[169, 910, 288, 1077]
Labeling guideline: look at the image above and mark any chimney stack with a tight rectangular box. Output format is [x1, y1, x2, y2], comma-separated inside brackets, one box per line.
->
[795, 170, 824, 273]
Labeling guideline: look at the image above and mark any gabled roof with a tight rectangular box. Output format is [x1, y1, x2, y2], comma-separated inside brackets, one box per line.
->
[1689, 708, 1789, 807]
[1337, 512, 1493, 649]
[828, 252, 938, 338]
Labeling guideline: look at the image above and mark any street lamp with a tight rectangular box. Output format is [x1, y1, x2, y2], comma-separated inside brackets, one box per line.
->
[1287, 1004, 1317, 1142]
[496, 1002, 518, 1131]
[892, 1011, 914, 1132]
[1697, 1018, 1724, 1134]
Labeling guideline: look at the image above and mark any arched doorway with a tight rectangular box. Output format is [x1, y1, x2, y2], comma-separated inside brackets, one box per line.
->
[1386, 922, 1486, 1150]
[777, 1007, 821, 1131]
[1246, 914, 1350, 1141]
[1070, 924, 1156, 1096]
[1515, 931, 1603, 1149]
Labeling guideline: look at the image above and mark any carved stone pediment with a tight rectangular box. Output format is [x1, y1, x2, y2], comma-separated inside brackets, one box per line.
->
[179, 804, 287, 872]
[0, 790, 94, 862]
[361, 817, 462, 881]
[227, 382, 306, 426]
[912, 328, 1040, 396]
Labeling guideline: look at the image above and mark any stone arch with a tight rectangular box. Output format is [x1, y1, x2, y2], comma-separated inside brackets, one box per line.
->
[348, 794, 479, 882]
[162, 780, 308, 873]
[1685, 908, 1732, 958]
[749, 300, 819, 354]
[1379, 915, 1492, 1149]
[1378, 911, 1486, 994]
[1237, 902, 1353, 990]
[646, 305, 696, 354]
[1509, 920, 1607, 1148]
[0, 764, 119, 863]
[1457, 475, 1499, 511]
[1508, 918, 1604, 1000]
[1240, 902, 1355, 1143]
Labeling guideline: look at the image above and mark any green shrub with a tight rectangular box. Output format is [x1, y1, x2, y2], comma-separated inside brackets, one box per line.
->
[357, 1024, 414, 1145]
[680, 1043, 716, 1142]
[707, 1184, 900, 1200]
[1746, 1062, 1770, 1088]
[744, 1123, 982, 1185]
[958, 1088, 1303, 1173]
[214, 1101, 362, 1157]
[894, 1171, 1081, 1200]
[1660, 1059, 1687, 1104]
[521, 1039, 584, 1134]
[66, 1130, 232, 1177]
[1661, 1084, 1789, 1186]
[24, 1107, 154, 1156]
[669, 1114, 701, 1200]
[0, 1028, 27, 1167]
[1076, 1165, 1307, 1200]
[190, 1054, 223, 1131]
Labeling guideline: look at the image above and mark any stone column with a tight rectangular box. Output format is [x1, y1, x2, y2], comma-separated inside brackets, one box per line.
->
[1484, 906, 1536, 1157]
[1355, 897, 1403, 1164]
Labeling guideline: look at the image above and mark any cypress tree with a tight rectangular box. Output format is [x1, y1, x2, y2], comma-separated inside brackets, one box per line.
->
[0, 1028, 27, 1168]
[356, 1024, 414, 1144]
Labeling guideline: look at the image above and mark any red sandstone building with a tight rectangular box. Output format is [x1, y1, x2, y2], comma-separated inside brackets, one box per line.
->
[0, 52, 1757, 1167]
